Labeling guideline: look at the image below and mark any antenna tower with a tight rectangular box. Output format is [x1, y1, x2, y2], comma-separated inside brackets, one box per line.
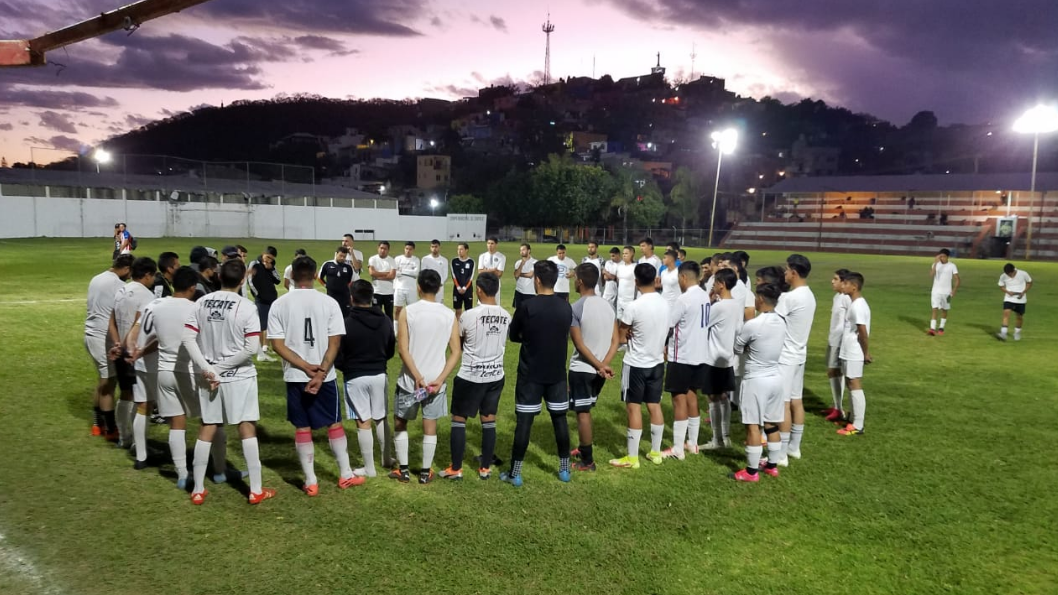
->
[542, 14, 555, 85]
[690, 43, 697, 79]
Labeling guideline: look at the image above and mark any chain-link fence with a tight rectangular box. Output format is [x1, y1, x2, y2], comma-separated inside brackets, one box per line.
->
[489, 226, 719, 249]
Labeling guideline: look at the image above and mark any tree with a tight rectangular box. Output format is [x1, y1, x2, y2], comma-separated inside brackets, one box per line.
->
[668, 166, 701, 229]
[608, 165, 666, 241]
[528, 154, 610, 226]
[448, 193, 483, 213]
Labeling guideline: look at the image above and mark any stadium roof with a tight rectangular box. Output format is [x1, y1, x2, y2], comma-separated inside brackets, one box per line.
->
[767, 172, 1058, 194]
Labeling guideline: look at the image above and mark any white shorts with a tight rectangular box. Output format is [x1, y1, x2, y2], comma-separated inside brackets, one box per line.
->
[778, 362, 805, 402]
[133, 370, 158, 404]
[825, 345, 841, 369]
[395, 287, 419, 307]
[84, 335, 115, 379]
[738, 374, 784, 426]
[841, 359, 865, 380]
[344, 373, 388, 421]
[931, 292, 952, 310]
[616, 298, 632, 320]
[199, 377, 260, 425]
[157, 370, 201, 419]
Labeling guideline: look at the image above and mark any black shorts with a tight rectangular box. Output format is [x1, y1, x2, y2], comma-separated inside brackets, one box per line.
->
[374, 293, 394, 318]
[701, 364, 736, 395]
[1003, 301, 1026, 315]
[568, 371, 605, 412]
[286, 380, 341, 430]
[114, 353, 137, 392]
[623, 363, 664, 404]
[665, 361, 705, 395]
[451, 376, 504, 419]
[452, 287, 473, 310]
[512, 291, 534, 310]
[515, 377, 568, 415]
[256, 301, 272, 330]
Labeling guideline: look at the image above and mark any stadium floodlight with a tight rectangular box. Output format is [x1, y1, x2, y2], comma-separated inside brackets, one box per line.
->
[1013, 104, 1058, 260]
[429, 198, 439, 212]
[93, 148, 111, 173]
[707, 128, 738, 247]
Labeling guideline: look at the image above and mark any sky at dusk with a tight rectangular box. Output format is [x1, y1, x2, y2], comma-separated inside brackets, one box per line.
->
[1, 0, 1056, 164]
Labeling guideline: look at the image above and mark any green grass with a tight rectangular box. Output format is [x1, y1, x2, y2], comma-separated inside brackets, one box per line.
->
[1, 237, 1056, 595]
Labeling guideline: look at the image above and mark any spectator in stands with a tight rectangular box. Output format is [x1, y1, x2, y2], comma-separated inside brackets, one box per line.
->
[939, 213, 949, 226]
[908, 197, 916, 210]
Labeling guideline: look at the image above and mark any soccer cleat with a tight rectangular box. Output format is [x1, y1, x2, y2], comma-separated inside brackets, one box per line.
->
[723, 438, 733, 448]
[212, 469, 249, 484]
[937, 329, 945, 336]
[1014, 334, 1022, 342]
[732, 469, 759, 482]
[761, 466, 780, 478]
[91, 424, 103, 437]
[837, 424, 864, 436]
[773, 457, 789, 468]
[190, 490, 208, 505]
[388, 468, 411, 483]
[572, 461, 596, 472]
[352, 467, 377, 478]
[303, 483, 320, 497]
[150, 413, 166, 425]
[608, 456, 640, 469]
[995, 332, 1007, 342]
[557, 470, 571, 483]
[661, 446, 685, 461]
[684, 442, 700, 455]
[699, 440, 724, 451]
[477, 467, 491, 480]
[104, 430, 120, 442]
[248, 487, 277, 505]
[570, 448, 581, 458]
[439, 466, 464, 481]
[176, 477, 189, 491]
[382, 457, 397, 469]
[499, 471, 523, 487]
[419, 469, 435, 484]
[338, 476, 365, 489]
[647, 450, 664, 465]
[927, 329, 936, 336]
[133, 459, 149, 471]
[825, 409, 845, 422]
[474, 454, 505, 467]
[821, 407, 837, 416]
[787, 448, 802, 460]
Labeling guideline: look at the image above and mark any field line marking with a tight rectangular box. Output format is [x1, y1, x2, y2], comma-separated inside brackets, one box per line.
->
[0, 298, 83, 306]
[0, 530, 63, 595]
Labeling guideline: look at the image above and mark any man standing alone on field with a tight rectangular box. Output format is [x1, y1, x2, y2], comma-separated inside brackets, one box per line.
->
[928, 249, 959, 336]
[478, 237, 506, 305]
[996, 263, 1032, 341]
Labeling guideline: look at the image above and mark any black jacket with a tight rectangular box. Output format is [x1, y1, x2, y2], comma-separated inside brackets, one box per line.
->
[337, 306, 395, 378]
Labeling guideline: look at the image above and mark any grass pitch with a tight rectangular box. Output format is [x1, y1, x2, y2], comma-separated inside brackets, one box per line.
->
[0, 237, 1056, 595]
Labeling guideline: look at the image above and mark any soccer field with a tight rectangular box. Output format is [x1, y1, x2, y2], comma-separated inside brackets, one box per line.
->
[1, 237, 1056, 595]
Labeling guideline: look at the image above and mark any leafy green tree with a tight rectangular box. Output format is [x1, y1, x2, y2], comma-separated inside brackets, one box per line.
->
[608, 165, 666, 241]
[669, 166, 701, 229]
[448, 193, 484, 213]
[528, 154, 610, 226]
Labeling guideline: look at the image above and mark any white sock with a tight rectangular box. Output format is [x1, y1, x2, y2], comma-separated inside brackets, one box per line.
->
[394, 431, 409, 467]
[169, 429, 188, 480]
[377, 418, 392, 463]
[649, 424, 664, 453]
[789, 424, 804, 453]
[328, 427, 353, 480]
[133, 412, 148, 462]
[850, 389, 866, 430]
[779, 432, 791, 461]
[746, 444, 762, 470]
[686, 416, 701, 446]
[192, 440, 211, 494]
[422, 434, 438, 471]
[358, 428, 376, 476]
[939, 318, 947, 329]
[295, 430, 316, 486]
[626, 428, 643, 458]
[211, 426, 228, 475]
[672, 420, 688, 454]
[117, 400, 135, 444]
[1014, 327, 1022, 337]
[242, 437, 263, 494]
[766, 439, 782, 466]
[930, 319, 937, 330]
[720, 399, 731, 440]
[829, 376, 844, 412]
[1000, 326, 1008, 338]
[708, 402, 723, 443]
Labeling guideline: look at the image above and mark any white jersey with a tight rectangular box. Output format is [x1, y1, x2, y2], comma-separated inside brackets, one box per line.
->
[999, 269, 1032, 304]
[398, 300, 456, 392]
[550, 256, 577, 293]
[619, 291, 669, 368]
[828, 293, 852, 347]
[394, 254, 421, 293]
[85, 270, 126, 338]
[185, 290, 260, 382]
[731, 279, 752, 320]
[478, 251, 506, 275]
[457, 304, 510, 382]
[570, 294, 616, 374]
[839, 297, 871, 361]
[581, 256, 603, 294]
[602, 260, 620, 300]
[736, 312, 786, 379]
[776, 285, 816, 365]
[421, 254, 449, 286]
[667, 285, 710, 365]
[514, 257, 537, 295]
[347, 249, 365, 281]
[368, 254, 395, 295]
[660, 267, 681, 308]
[282, 264, 294, 290]
[638, 254, 662, 271]
[702, 275, 715, 296]
[616, 262, 636, 302]
[267, 288, 346, 382]
[932, 261, 959, 294]
[704, 298, 741, 368]
[140, 297, 196, 374]
[114, 282, 155, 371]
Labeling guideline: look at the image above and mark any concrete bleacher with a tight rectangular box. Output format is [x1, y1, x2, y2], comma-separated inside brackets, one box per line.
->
[729, 173, 1058, 259]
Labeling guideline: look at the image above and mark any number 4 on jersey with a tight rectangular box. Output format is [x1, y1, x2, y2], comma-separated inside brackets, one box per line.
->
[304, 318, 315, 347]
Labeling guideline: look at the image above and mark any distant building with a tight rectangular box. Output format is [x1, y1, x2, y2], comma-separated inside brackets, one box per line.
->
[570, 131, 608, 153]
[417, 155, 451, 189]
[787, 135, 841, 177]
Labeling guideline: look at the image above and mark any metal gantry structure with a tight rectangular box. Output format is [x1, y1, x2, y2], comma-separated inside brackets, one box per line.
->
[541, 14, 555, 86]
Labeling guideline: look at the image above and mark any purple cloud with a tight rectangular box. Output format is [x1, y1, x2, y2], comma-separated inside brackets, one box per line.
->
[38, 111, 78, 134]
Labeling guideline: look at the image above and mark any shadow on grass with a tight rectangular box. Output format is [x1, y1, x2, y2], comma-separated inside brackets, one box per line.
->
[967, 322, 999, 338]
[897, 315, 926, 331]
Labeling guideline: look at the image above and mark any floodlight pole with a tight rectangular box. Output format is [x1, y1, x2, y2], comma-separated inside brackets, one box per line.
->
[708, 150, 723, 248]
[1026, 132, 1038, 260]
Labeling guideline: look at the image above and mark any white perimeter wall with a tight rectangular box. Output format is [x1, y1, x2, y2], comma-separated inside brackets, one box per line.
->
[0, 195, 486, 241]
